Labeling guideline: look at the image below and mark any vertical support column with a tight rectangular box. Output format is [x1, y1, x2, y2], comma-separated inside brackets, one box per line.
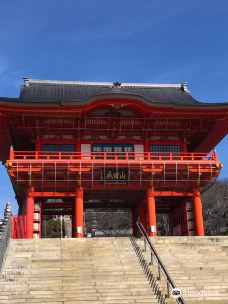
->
[72, 208, 76, 238]
[138, 201, 147, 231]
[193, 186, 204, 236]
[147, 187, 157, 237]
[39, 202, 42, 238]
[75, 186, 84, 238]
[132, 207, 138, 237]
[9, 145, 14, 160]
[26, 189, 35, 239]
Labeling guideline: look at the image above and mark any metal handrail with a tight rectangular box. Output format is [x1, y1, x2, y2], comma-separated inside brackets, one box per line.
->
[136, 220, 187, 304]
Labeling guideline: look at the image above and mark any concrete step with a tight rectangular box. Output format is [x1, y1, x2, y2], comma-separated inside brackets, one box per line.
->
[0, 237, 160, 304]
[137, 236, 228, 303]
[3, 236, 228, 303]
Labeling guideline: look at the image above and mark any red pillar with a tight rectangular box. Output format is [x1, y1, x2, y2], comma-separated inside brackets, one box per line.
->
[147, 187, 157, 237]
[74, 187, 84, 238]
[26, 190, 34, 239]
[193, 186, 204, 236]
[138, 201, 147, 231]
[132, 207, 138, 237]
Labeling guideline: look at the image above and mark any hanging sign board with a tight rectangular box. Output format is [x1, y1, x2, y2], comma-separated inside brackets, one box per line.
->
[102, 168, 129, 184]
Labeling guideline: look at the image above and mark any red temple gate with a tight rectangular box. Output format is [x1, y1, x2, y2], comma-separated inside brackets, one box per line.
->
[0, 79, 227, 238]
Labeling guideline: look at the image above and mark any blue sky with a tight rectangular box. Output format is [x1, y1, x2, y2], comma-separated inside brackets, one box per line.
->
[0, 0, 227, 216]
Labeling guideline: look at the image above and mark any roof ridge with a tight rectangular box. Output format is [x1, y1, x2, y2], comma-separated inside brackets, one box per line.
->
[22, 78, 187, 90]
[23, 78, 113, 87]
[122, 83, 183, 89]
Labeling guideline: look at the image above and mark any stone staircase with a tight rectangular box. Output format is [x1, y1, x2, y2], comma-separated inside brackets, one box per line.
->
[0, 238, 161, 304]
[138, 236, 228, 304]
[2, 236, 228, 303]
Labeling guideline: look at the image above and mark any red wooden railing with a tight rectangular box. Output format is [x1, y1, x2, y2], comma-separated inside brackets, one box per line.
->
[9, 150, 218, 162]
[11, 216, 26, 239]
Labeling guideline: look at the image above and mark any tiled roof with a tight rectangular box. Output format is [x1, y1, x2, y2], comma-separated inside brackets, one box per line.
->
[19, 79, 200, 105]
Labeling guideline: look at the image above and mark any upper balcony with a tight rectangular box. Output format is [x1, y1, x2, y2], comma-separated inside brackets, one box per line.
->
[5, 150, 222, 194]
[7, 150, 220, 162]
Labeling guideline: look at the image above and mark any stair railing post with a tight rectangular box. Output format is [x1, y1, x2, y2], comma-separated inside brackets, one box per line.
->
[144, 238, 146, 252]
[166, 281, 170, 298]
[157, 264, 161, 280]
[149, 251, 153, 265]
[136, 219, 187, 304]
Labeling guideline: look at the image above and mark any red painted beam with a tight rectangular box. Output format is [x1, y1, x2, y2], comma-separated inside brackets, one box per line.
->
[33, 192, 75, 197]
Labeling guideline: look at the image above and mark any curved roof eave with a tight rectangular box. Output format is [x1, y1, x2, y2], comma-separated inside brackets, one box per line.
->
[0, 93, 227, 111]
